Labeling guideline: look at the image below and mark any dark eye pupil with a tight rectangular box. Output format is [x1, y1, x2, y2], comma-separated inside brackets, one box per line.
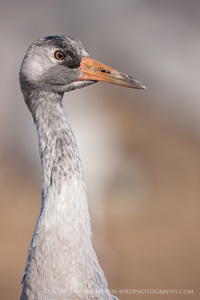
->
[54, 50, 65, 60]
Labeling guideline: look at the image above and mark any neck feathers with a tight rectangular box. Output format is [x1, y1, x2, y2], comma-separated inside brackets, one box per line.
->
[20, 93, 111, 300]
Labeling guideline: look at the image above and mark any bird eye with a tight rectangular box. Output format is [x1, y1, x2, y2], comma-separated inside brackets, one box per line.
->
[54, 50, 65, 61]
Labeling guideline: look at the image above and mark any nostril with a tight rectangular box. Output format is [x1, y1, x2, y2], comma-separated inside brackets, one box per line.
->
[101, 69, 111, 74]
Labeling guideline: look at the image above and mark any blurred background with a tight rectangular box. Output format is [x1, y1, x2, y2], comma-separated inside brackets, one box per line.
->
[0, 0, 200, 299]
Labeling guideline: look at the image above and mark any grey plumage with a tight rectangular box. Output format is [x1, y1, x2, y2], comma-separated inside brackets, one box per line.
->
[19, 35, 145, 300]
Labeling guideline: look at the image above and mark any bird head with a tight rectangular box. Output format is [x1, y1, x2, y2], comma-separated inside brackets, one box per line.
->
[19, 35, 146, 98]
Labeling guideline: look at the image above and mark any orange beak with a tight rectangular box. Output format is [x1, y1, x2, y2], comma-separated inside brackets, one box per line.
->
[78, 56, 146, 89]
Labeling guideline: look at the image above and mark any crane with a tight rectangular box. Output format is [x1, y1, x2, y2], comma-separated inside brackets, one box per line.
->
[19, 35, 146, 300]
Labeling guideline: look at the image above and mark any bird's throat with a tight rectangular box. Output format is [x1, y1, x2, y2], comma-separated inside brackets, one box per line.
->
[35, 93, 91, 243]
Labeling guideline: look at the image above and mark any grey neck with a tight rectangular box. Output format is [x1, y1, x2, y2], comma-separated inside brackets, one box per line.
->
[34, 93, 85, 203]
[21, 91, 112, 300]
